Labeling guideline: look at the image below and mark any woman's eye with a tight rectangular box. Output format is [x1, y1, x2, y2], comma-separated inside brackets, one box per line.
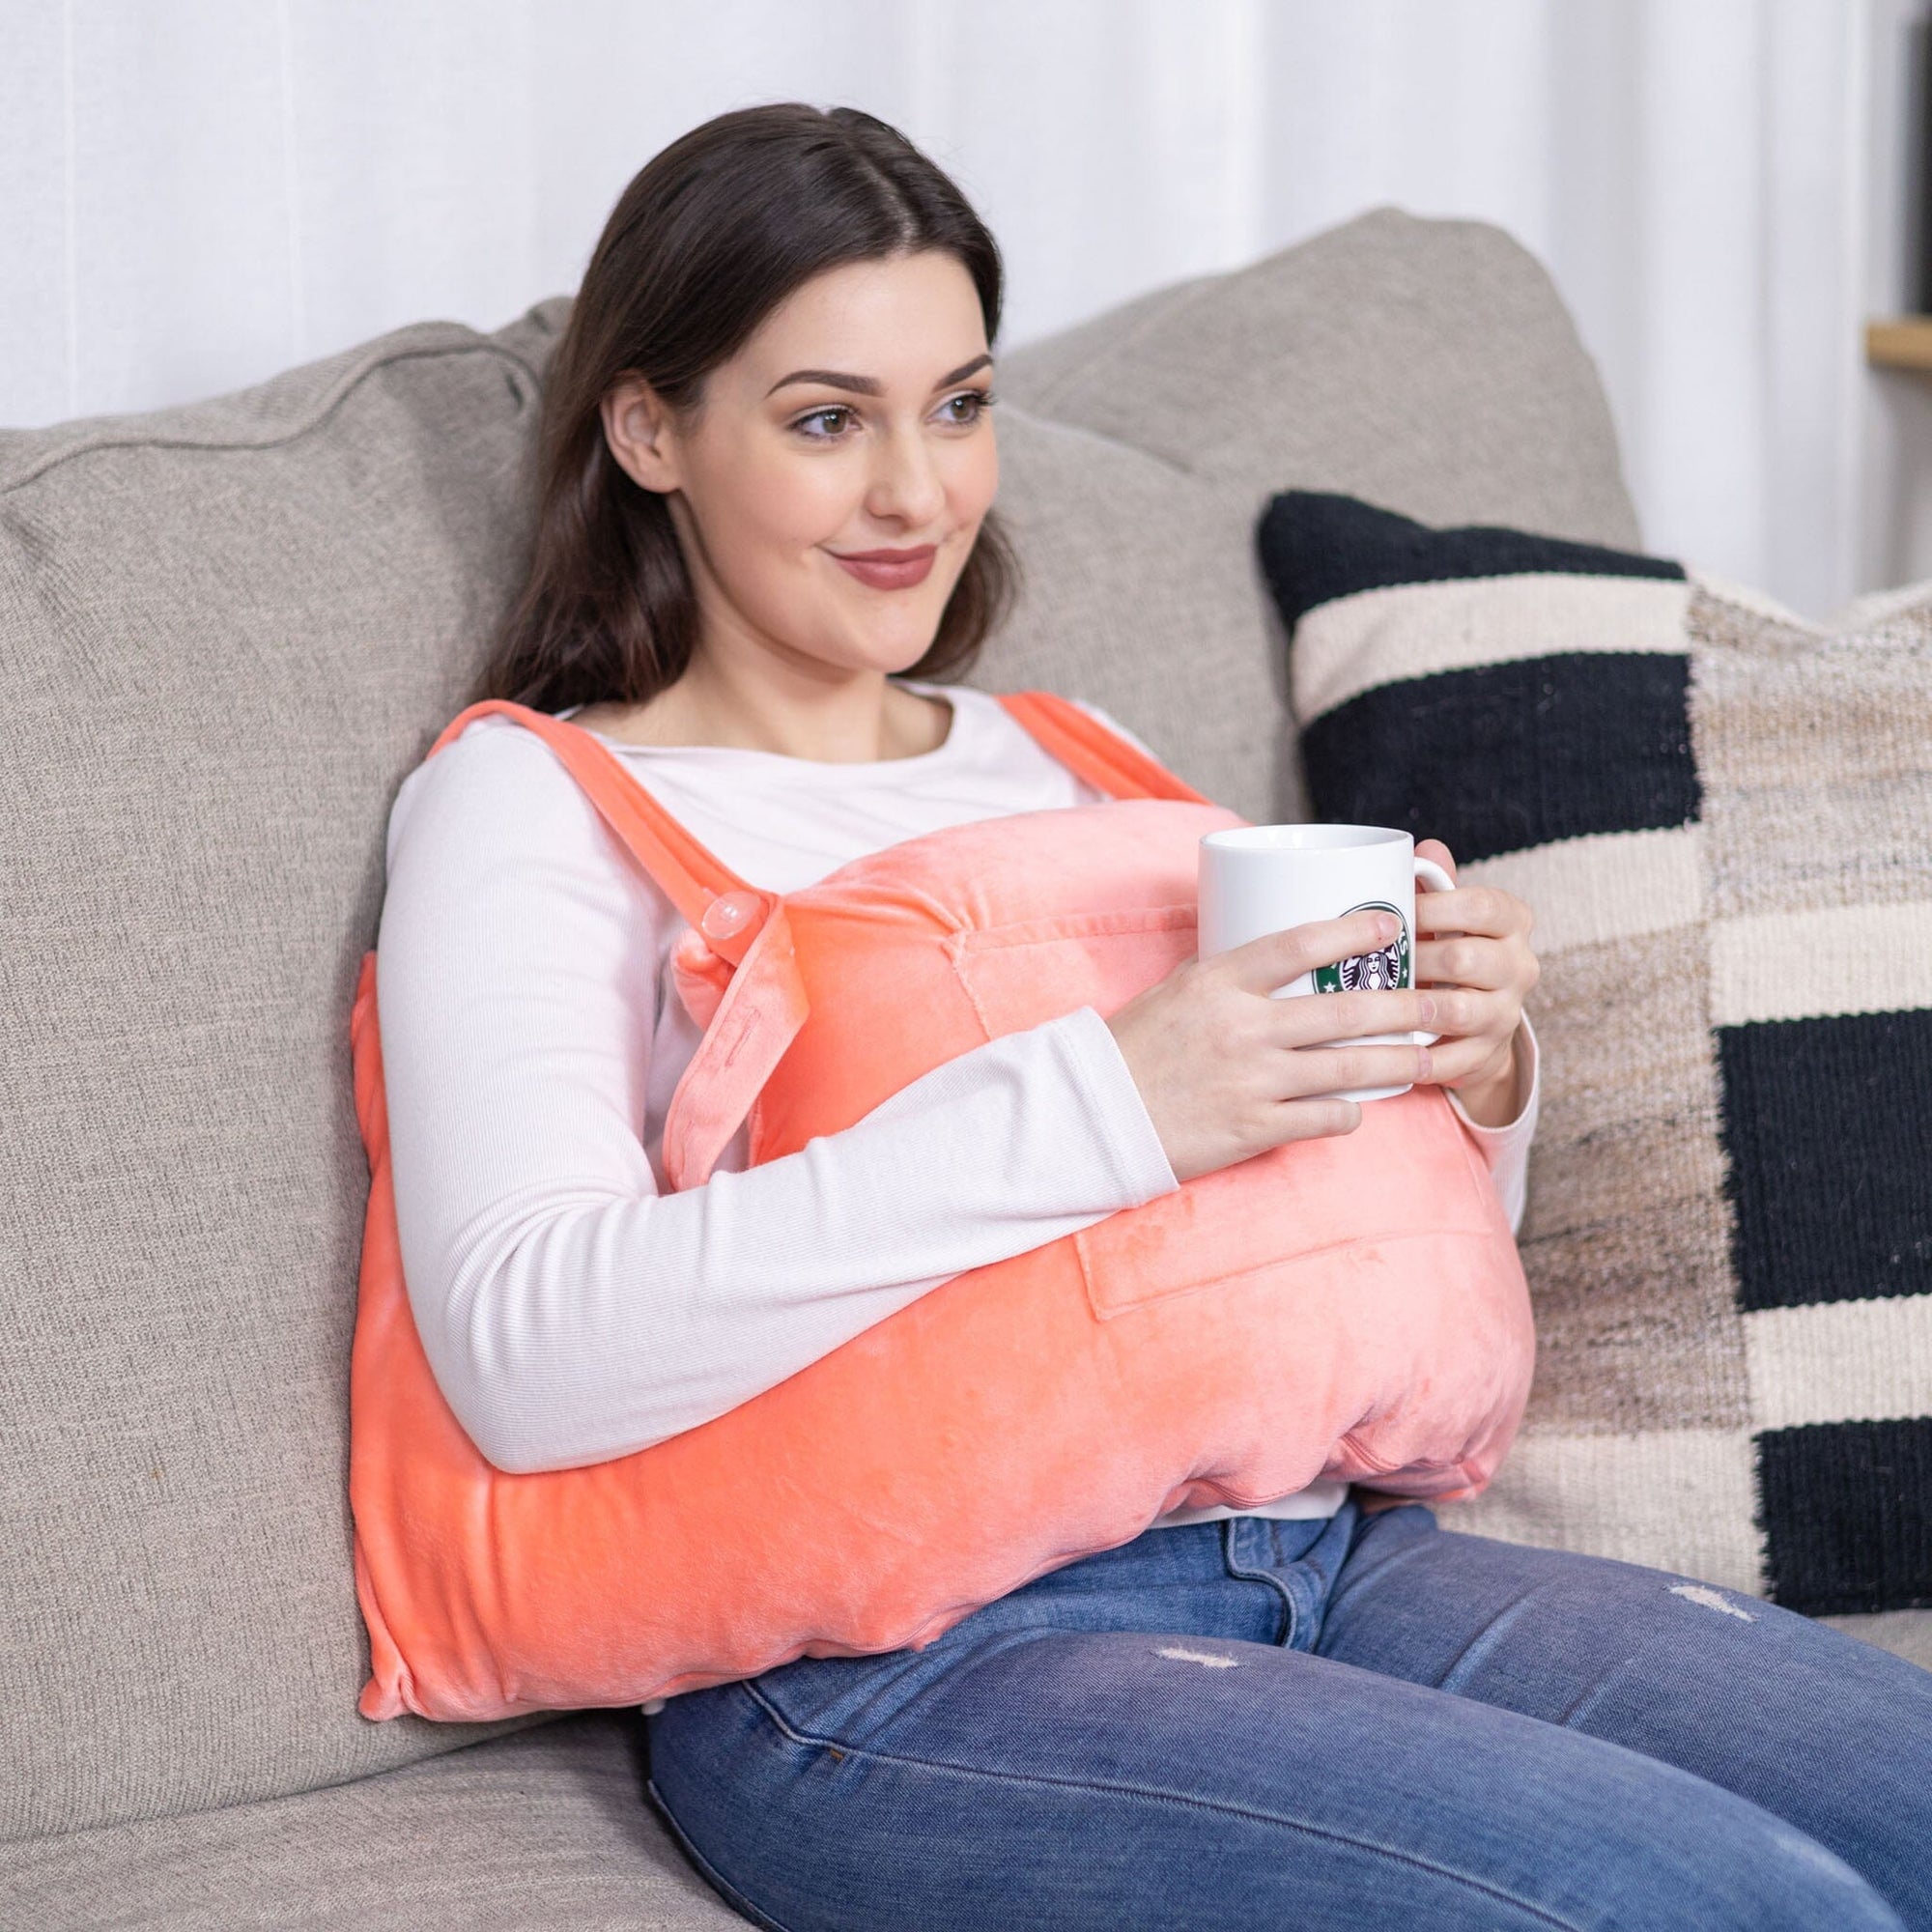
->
[794, 407, 853, 440]
[940, 388, 996, 425]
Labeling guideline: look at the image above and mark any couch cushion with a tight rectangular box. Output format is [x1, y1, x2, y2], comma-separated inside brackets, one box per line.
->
[0, 209, 1639, 1844]
[979, 208, 1640, 823]
[978, 407, 1300, 824]
[1001, 208, 1637, 547]
[0, 1714, 741, 1930]
[0, 301, 581, 1842]
[1259, 490, 1932, 1670]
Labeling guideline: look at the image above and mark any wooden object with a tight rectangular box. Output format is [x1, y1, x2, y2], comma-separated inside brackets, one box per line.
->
[1867, 318, 1932, 371]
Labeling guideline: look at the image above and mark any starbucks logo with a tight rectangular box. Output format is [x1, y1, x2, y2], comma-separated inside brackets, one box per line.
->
[1312, 900, 1409, 994]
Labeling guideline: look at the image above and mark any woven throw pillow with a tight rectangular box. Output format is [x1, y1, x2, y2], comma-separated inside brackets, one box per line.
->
[1256, 490, 1932, 1664]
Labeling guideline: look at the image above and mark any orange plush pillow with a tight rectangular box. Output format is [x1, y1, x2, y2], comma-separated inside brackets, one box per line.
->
[348, 690, 1534, 1721]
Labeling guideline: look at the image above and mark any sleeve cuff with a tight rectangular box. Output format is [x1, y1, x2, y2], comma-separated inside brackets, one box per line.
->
[1051, 1004, 1182, 1204]
[1446, 1010, 1540, 1143]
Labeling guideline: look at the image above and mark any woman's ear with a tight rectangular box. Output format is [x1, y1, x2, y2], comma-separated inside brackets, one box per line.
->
[601, 374, 683, 494]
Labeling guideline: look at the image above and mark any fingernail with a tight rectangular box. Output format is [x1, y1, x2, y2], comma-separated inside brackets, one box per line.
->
[1377, 915, 1399, 942]
[1416, 1047, 1432, 1079]
[1418, 994, 1437, 1024]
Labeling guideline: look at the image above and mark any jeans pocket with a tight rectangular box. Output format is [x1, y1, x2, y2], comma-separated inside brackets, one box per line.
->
[746, 1635, 951, 1750]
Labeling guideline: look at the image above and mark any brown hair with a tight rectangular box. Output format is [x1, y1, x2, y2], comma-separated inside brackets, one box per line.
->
[475, 102, 1019, 714]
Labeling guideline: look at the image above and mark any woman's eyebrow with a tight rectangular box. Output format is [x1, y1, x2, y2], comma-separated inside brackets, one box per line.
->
[765, 354, 993, 399]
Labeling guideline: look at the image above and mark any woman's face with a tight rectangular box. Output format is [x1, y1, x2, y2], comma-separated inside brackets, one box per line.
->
[602, 249, 999, 683]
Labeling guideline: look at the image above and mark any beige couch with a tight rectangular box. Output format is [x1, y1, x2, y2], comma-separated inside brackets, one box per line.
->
[0, 210, 1709, 1927]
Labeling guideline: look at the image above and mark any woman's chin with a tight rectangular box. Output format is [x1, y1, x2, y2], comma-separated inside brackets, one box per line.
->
[831, 614, 950, 675]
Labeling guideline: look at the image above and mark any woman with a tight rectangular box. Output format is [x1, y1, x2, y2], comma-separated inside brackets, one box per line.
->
[376, 103, 1932, 1931]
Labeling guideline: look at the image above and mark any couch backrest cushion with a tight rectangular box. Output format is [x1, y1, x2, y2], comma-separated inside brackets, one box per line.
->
[980, 207, 1639, 823]
[0, 310, 569, 1841]
[0, 209, 1635, 1840]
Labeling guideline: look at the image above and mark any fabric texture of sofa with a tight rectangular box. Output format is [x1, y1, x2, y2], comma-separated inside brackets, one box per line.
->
[3, 207, 1900, 1929]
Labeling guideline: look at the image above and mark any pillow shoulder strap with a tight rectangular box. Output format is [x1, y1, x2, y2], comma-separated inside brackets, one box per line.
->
[426, 700, 771, 964]
[994, 689, 1212, 805]
[418, 690, 1212, 964]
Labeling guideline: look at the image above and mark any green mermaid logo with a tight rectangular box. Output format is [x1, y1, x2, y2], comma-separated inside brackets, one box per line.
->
[1313, 900, 1409, 994]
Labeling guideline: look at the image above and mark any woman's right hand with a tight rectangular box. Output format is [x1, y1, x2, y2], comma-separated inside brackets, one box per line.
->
[1104, 910, 1438, 1184]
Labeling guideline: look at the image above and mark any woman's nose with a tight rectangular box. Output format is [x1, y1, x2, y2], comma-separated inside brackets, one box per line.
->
[866, 423, 947, 527]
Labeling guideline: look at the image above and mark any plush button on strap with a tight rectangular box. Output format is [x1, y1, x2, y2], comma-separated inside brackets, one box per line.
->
[700, 890, 765, 944]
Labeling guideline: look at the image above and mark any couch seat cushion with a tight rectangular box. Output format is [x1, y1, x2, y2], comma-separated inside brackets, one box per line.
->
[0, 1714, 744, 1931]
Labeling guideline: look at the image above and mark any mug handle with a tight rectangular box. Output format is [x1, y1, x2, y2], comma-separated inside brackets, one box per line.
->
[1410, 856, 1457, 1047]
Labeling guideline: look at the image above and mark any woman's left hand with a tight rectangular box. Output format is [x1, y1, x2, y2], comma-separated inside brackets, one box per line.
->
[1411, 838, 1539, 1128]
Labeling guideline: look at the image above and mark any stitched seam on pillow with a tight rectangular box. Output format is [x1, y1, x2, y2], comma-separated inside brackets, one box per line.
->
[1076, 1223, 1503, 1321]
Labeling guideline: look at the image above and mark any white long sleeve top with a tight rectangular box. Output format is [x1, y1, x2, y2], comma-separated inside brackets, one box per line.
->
[376, 673, 1541, 1539]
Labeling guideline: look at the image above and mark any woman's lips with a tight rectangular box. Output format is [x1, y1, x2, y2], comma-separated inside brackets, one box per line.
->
[829, 544, 937, 590]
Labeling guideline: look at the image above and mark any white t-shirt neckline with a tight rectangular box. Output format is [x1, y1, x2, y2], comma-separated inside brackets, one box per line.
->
[556, 676, 977, 786]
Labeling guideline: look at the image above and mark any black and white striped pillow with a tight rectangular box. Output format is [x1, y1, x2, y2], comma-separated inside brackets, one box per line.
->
[1258, 490, 1932, 1662]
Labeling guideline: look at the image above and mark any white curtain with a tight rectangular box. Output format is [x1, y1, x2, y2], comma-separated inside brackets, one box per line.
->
[1, 0, 1918, 617]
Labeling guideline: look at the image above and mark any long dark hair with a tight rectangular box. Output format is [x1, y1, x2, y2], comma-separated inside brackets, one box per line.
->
[476, 102, 1019, 713]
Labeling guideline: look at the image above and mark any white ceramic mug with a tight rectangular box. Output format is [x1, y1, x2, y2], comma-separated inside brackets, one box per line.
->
[1197, 824, 1455, 1102]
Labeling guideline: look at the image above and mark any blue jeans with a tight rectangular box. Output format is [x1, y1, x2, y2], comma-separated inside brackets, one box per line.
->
[642, 1497, 1932, 1930]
